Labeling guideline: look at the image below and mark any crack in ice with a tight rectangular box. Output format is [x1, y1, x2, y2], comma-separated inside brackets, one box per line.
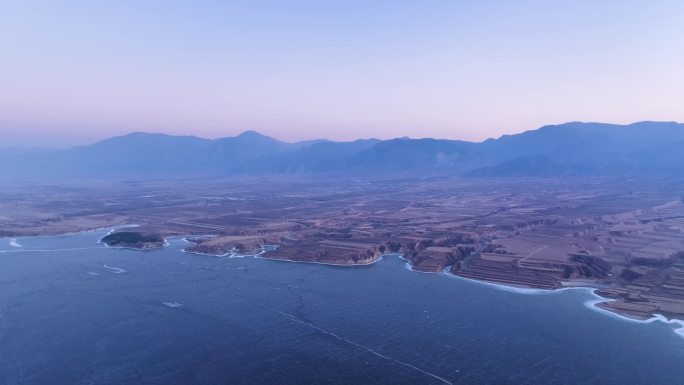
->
[266, 306, 454, 385]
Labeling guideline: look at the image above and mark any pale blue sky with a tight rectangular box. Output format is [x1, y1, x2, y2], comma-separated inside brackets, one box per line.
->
[1, 0, 683, 147]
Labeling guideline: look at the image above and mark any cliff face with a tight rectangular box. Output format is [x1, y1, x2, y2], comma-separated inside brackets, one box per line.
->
[182, 234, 481, 270]
[182, 235, 272, 256]
[594, 251, 684, 320]
[404, 246, 476, 272]
[269, 242, 384, 265]
[182, 235, 385, 265]
[450, 251, 613, 290]
[183, 243, 236, 256]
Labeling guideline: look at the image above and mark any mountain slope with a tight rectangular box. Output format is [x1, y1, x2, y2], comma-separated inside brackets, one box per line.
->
[480, 121, 684, 163]
[469, 121, 684, 176]
[247, 139, 381, 173]
[2, 121, 683, 179]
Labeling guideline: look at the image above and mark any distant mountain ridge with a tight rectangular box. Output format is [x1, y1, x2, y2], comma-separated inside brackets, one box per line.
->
[2, 121, 683, 179]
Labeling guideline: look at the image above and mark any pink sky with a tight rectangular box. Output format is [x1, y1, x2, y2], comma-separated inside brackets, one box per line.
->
[1, 1, 683, 147]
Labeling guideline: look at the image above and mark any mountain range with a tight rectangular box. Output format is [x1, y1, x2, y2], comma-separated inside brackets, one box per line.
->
[2, 121, 683, 179]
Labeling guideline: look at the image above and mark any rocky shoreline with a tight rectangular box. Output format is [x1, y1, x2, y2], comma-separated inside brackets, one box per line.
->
[5, 226, 682, 331]
[169, 232, 684, 326]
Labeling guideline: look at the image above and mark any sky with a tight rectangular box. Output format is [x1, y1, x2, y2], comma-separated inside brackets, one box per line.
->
[1, 0, 683, 147]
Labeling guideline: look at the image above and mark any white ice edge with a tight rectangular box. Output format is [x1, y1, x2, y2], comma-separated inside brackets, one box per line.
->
[442, 269, 684, 338]
[254, 253, 386, 267]
[1, 223, 138, 242]
[0, 226, 135, 252]
[102, 264, 126, 274]
[180, 237, 391, 266]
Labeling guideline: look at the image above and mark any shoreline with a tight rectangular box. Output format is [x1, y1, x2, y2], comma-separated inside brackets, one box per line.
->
[254, 252, 387, 267]
[398, 254, 436, 274]
[1, 223, 137, 240]
[175, 238, 684, 337]
[4, 226, 684, 338]
[443, 270, 684, 338]
[180, 237, 388, 266]
[179, 237, 240, 257]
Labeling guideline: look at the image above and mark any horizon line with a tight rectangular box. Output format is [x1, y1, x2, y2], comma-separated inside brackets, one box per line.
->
[2, 119, 682, 151]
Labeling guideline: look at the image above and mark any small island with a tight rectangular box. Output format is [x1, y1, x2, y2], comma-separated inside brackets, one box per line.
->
[100, 231, 166, 250]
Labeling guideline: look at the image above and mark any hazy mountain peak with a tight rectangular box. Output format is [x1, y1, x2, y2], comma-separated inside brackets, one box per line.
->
[235, 130, 270, 139]
[2, 121, 684, 180]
